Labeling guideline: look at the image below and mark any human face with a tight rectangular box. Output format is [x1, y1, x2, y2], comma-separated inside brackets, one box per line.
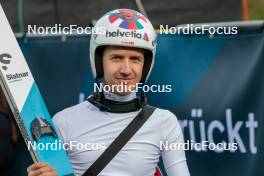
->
[102, 46, 145, 95]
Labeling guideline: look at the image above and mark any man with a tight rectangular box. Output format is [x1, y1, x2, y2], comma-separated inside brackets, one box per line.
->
[0, 89, 19, 176]
[0, 111, 13, 176]
[28, 9, 190, 176]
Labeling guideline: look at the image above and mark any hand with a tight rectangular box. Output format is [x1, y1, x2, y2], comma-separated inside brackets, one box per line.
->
[27, 162, 57, 176]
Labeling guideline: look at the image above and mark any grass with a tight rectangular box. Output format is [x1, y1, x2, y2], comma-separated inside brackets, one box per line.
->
[248, 0, 264, 19]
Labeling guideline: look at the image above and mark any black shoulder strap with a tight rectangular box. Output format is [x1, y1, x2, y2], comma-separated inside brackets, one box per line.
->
[83, 105, 156, 176]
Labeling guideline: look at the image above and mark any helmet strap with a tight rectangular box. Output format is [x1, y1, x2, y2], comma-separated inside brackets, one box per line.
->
[87, 81, 147, 113]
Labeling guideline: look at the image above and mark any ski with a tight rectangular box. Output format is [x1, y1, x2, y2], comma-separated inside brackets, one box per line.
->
[0, 4, 74, 176]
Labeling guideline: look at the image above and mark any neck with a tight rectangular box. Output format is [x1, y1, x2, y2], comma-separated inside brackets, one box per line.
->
[103, 91, 137, 102]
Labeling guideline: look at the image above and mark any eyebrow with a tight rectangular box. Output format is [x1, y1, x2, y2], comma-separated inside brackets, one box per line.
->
[109, 53, 123, 58]
[108, 53, 143, 59]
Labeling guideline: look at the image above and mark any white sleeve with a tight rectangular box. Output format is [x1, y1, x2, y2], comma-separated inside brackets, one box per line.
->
[165, 161, 190, 176]
[161, 111, 190, 176]
[52, 110, 69, 144]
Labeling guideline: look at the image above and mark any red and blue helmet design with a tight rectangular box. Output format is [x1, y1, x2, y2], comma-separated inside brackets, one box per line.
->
[108, 9, 147, 30]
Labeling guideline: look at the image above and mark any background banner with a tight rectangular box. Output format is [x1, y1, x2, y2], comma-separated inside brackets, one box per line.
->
[2, 0, 242, 32]
[14, 23, 264, 176]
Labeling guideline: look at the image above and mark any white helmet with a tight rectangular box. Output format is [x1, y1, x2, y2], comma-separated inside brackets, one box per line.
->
[90, 8, 157, 83]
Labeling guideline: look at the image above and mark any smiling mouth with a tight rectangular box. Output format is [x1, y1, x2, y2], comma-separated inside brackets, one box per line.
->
[116, 78, 133, 84]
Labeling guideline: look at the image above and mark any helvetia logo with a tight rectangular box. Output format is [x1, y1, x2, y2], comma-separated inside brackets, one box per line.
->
[0, 53, 29, 82]
[143, 33, 149, 42]
[105, 29, 149, 42]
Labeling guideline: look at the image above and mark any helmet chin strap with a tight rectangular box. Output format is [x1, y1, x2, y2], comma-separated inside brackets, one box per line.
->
[87, 80, 147, 113]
